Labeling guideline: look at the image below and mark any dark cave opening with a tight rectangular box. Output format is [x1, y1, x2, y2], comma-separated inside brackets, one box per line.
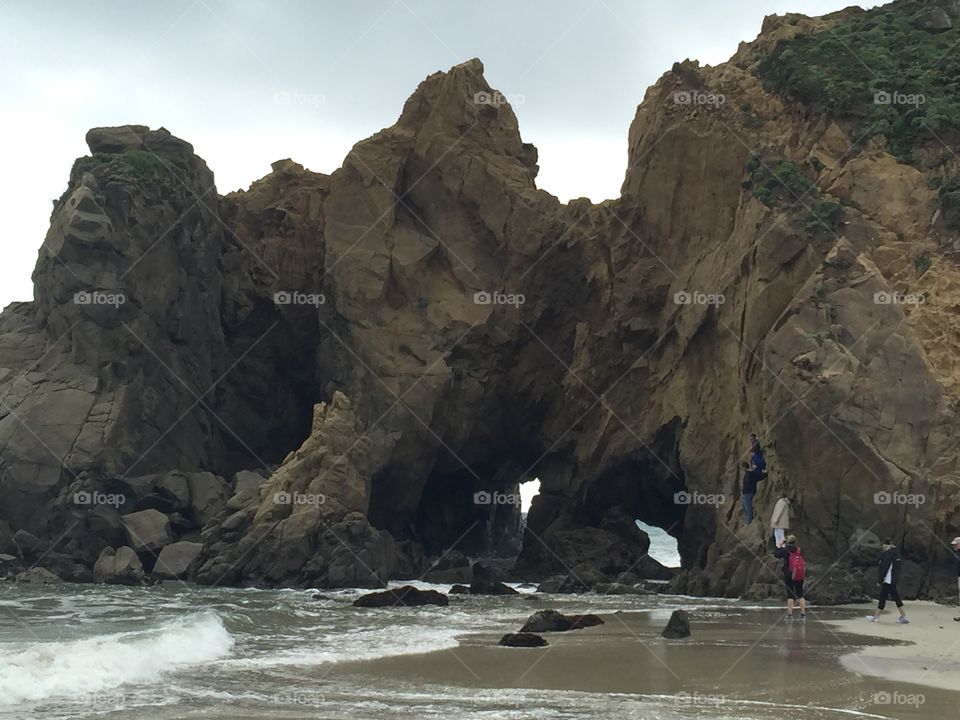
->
[576, 419, 690, 567]
[411, 468, 525, 558]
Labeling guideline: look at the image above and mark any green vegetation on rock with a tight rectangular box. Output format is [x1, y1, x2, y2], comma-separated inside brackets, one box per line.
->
[745, 155, 843, 236]
[757, 1, 960, 160]
[76, 149, 166, 182]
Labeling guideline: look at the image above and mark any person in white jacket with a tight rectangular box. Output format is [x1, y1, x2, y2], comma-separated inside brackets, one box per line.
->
[771, 497, 791, 547]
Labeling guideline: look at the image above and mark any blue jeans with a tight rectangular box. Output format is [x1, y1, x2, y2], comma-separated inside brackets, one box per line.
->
[743, 493, 755, 524]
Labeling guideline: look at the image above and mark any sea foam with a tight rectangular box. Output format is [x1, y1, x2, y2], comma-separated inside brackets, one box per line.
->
[0, 611, 233, 704]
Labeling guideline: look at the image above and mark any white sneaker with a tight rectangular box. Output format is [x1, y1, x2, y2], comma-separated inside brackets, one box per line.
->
[865, 615, 879, 622]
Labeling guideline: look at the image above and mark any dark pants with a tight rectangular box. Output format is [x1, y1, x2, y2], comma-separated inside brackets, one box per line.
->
[742, 493, 755, 523]
[878, 582, 903, 610]
[784, 577, 804, 600]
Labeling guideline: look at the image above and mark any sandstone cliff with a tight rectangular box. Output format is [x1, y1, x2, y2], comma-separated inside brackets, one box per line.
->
[2, 0, 959, 598]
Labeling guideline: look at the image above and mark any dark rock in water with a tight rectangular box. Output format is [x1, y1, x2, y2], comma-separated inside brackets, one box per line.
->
[353, 585, 449, 608]
[661, 609, 691, 638]
[499, 632, 548, 647]
[470, 562, 518, 595]
[520, 609, 605, 633]
[449, 584, 471, 594]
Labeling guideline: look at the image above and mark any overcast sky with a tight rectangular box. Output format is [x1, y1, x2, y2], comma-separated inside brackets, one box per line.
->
[0, 0, 883, 309]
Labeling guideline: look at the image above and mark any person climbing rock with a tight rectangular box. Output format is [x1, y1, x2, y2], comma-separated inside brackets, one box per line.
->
[770, 496, 791, 547]
[742, 461, 757, 524]
[951, 536, 960, 622]
[866, 540, 909, 624]
[750, 436, 767, 481]
[774, 534, 806, 621]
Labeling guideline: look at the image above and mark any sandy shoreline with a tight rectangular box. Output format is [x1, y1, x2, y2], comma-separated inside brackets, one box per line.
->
[333, 600, 960, 719]
[827, 601, 960, 693]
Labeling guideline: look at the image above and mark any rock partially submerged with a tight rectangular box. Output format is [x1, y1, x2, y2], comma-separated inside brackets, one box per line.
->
[469, 562, 519, 596]
[519, 609, 604, 633]
[661, 609, 691, 639]
[353, 585, 449, 608]
[499, 632, 548, 647]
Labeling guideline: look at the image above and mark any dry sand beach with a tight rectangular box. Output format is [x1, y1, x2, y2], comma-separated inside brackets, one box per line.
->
[828, 601, 960, 694]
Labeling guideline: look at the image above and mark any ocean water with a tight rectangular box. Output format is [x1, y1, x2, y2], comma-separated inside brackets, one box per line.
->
[635, 521, 681, 568]
[0, 581, 942, 719]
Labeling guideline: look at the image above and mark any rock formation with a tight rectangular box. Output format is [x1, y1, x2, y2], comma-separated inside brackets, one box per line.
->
[1, 0, 960, 599]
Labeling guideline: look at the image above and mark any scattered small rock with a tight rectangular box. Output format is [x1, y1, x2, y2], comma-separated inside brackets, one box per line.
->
[661, 609, 691, 638]
[499, 632, 548, 647]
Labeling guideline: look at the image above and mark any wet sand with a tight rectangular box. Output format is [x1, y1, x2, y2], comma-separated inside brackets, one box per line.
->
[828, 601, 960, 693]
[336, 602, 960, 719]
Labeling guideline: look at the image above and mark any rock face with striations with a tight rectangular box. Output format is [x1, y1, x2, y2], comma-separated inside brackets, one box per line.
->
[2, 1, 960, 597]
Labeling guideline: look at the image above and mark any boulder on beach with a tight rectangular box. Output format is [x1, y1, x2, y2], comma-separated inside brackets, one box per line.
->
[154, 540, 204, 579]
[14, 567, 63, 585]
[499, 632, 548, 647]
[520, 609, 604, 633]
[353, 585, 449, 608]
[121, 509, 173, 553]
[661, 609, 691, 638]
[93, 546, 145, 585]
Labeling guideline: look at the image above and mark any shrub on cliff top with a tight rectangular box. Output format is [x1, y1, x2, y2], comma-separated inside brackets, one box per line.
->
[76, 149, 165, 182]
[757, 1, 960, 160]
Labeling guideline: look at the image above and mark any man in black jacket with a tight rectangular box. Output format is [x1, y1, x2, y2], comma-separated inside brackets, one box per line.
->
[952, 536, 960, 622]
[866, 540, 909, 624]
